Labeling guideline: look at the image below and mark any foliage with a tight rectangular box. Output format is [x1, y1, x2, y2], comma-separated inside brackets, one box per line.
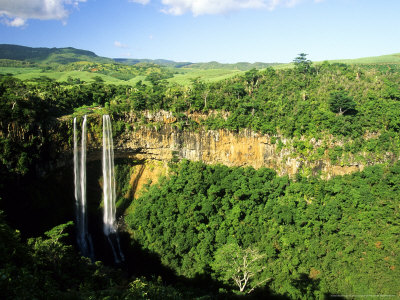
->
[0, 214, 194, 299]
[2, 57, 400, 154]
[126, 160, 400, 298]
[328, 89, 357, 115]
[184, 61, 280, 70]
[0, 44, 113, 64]
[293, 53, 313, 74]
[125, 277, 185, 299]
[2, 52, 400, 299]
[212, 243, 268, 293]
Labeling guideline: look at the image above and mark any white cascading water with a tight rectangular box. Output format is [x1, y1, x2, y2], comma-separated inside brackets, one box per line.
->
[74, 117, 80, 220]
[74, 116, 94, 260]
[102, 114, 124, 263]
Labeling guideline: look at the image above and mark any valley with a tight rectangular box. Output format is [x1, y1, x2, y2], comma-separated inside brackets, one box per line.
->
[0, 45, 400, 299]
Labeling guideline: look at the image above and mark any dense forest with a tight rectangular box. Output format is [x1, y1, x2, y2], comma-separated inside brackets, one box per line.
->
[127, 159, 400, 297]
[1, 52, 400, 298]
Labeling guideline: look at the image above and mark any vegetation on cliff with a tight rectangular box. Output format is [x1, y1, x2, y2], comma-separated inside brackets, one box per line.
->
[2, 56, 400, 178]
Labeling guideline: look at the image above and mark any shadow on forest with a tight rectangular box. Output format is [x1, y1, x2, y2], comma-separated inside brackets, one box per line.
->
[115, 159, 146, 217]
[116, 230, 293, 299]
[0, 159, 343, 299]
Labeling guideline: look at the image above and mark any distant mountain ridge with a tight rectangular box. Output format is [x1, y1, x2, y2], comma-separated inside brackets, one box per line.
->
[114, 58, 280, 70]
[186, 61, 280, 70]
[114, 58, 192, 68]
[0, 44, 280, 70]
[1, 44, 399, 70]
[0, 44, 114, 64]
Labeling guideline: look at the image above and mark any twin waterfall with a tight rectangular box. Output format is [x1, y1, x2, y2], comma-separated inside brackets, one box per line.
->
[73, 116, 94, 260]
[102, 115, 125, 263]
[73, 115, 124, 263]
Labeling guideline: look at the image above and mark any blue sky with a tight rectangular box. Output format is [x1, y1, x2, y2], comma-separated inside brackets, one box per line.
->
[0, 0, 399, 63]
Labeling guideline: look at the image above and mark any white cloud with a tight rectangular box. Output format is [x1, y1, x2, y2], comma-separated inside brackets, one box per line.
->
[129, 0, 150, 4]
[0, 0, 86, 27]
[114, 41, 129, 48]
[1, 16, 26, 27]
[122, 52, 132, 57]
[160, 0, 312, 15]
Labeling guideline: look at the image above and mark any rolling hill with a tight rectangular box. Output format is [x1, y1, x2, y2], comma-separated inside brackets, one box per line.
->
[327, 53, 400, 64]
[0, 44, 282, 70]
[1, 44, 400, 69]
[1, 44, 400, 86]
[0, 44, 114, 64]
[114, 58, 192, 68]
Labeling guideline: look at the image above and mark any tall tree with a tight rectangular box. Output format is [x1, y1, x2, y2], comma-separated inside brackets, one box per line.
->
[212, 243, 268, 293]
[293, 53, 312, 74]
[329, 89, 357, 115]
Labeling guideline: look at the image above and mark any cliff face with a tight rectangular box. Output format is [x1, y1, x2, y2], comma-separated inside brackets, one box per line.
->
[3, 112, 394, 179]
[63, 110, 395, 179]
[117, 124, 365, 179]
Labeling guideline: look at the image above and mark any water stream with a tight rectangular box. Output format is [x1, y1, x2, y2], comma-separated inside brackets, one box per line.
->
[73, 116, 94, 260]
[102, 114, 124, 263]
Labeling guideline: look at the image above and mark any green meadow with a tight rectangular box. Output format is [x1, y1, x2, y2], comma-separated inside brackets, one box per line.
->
[2, 45, 400, 87]
[13, 70, 127, 84]
[167, 68, 243, 85]
[0, 66, 244, 86]
[327, 52, 400, 64]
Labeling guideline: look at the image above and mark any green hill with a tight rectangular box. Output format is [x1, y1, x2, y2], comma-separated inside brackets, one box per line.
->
[114, 59, 281, 70]
[185, 61, 281, 70]
[0, 45, 281, 70]
[2, 44, 400, 70]
[1, 44, 400, 87]
[327, 52, 400, 64]
[114, 58, 192, 68]
[0, 44, 113, 64]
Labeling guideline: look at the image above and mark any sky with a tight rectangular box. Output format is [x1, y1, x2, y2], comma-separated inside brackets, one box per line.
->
[0, 0, 399, 63]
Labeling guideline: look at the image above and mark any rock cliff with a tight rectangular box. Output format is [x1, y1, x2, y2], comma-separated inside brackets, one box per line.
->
[105, 111, 394, 179]
[116, 124, 362, 179]
[4, 111, 394, 180]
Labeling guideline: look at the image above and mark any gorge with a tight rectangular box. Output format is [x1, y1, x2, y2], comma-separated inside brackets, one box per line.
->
[1, 59, 400, 298]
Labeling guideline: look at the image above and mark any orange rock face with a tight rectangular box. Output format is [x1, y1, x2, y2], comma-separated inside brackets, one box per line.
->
[115, 124, 370, 179]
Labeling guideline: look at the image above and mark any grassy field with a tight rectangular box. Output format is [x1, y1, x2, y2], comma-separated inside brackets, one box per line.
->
[0, 66, 244, 86]
[2, 51, 400, 86]
[13, 70, 128, 84]
[168, 68, 243, 85]
[327, 53, 400, 64]
[273, 53, 400, 70]
[0, 67, 144, 86]
[0, 66, 43, 75]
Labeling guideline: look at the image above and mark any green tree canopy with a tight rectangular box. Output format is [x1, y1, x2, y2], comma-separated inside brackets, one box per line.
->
[293, 53, 312, 74]
[212, 243, 268, 293]
[329, 89, 357, 115]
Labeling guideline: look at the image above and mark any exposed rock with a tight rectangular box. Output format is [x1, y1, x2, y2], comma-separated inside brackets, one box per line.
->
[114, 124, 370, 179]
[4, 112, 395, 179]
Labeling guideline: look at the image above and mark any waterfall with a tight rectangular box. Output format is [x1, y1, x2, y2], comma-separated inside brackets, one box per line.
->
[102, 114, 124, 263]
[73, 117, 80, 217]
[73, 116, 94, 260]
